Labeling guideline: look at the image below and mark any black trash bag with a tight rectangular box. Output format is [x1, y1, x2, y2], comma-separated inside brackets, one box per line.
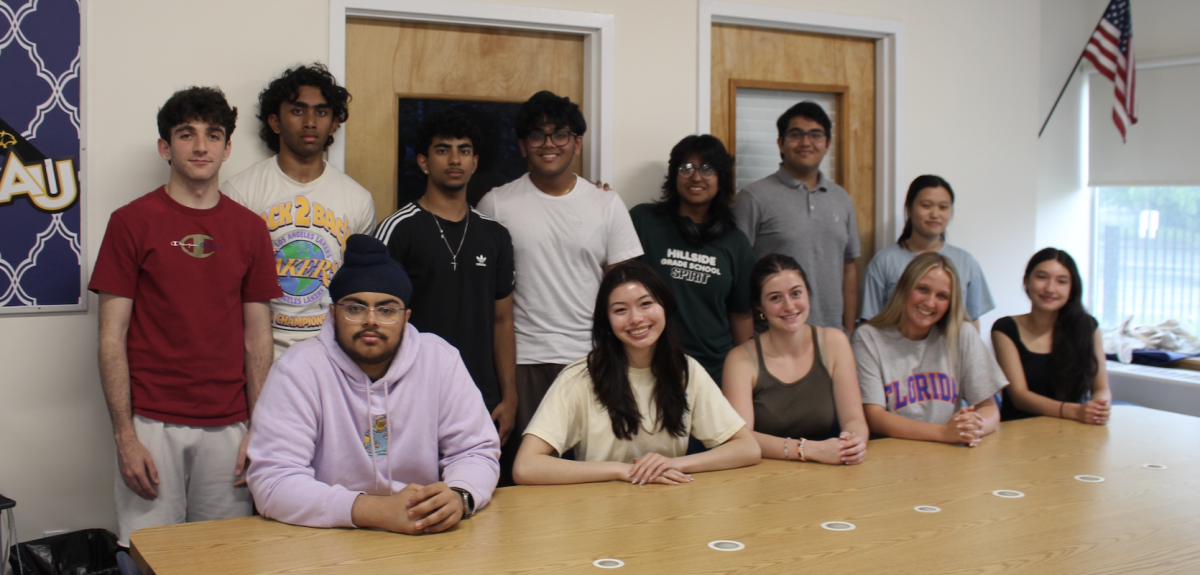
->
[8, 529, 119, 575]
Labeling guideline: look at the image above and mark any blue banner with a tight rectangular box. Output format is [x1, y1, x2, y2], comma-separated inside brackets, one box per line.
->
[0, 0, 83, 313]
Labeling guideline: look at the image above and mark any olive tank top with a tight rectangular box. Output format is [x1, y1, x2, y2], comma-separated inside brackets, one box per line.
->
[751, 326, 838, 440]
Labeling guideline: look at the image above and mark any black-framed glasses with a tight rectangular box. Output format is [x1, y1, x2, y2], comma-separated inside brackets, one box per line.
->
[337, 302, 405, 324]
[784, 128, 828, 144]
[678, 162, 718, 180]
[525, 130, 576, 148]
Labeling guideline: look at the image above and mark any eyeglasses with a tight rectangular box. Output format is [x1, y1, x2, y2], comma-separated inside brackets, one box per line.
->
[525, 130, 576, 148]
[337, 302, 405, 324]
[783, 129, 828, 144]
[678, 162, 718, 180]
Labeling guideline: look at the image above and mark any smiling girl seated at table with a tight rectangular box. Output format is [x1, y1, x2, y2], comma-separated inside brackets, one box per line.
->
[992, 248, 1110, 423]
[513, 261, 760, 485]
[852, 253, 1008, 447]
[722, 254, 868, 465]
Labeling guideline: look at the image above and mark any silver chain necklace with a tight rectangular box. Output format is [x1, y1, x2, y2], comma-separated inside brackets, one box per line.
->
[425, 204, 469, 271]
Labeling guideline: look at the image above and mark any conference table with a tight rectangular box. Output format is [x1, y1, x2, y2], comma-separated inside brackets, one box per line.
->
[131, 405, 1200, 574]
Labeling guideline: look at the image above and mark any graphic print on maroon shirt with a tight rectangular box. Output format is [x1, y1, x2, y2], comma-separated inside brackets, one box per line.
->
[89, 187, 281, 425]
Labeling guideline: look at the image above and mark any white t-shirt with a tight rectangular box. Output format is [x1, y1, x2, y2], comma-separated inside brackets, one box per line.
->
[477, 174, 643, 365]
[852, 322, 1008, 425]
[224, 156, 376, 357]
[524, 357, 745, 462]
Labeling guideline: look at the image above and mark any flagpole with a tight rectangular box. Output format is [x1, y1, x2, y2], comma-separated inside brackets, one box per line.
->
[1038, 7, 1110, 138]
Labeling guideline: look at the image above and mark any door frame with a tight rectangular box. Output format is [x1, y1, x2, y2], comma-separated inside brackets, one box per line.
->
[697, 0, 905, 250]
[328, 0, 615, 183]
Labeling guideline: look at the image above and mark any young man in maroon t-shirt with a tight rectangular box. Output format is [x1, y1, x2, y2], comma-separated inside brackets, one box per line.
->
[89, 87, 281, 547]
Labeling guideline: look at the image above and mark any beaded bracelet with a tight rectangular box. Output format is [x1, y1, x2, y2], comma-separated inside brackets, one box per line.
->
[798, 438, 807, 462]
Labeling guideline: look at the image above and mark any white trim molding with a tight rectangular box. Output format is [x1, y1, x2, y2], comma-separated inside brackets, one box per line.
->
[698, 0, 905, 250]
[327, 0, 615, 183]
[1084, 51, 1200, 75]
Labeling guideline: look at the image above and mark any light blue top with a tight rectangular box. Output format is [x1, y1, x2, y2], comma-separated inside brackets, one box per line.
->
[860, 243, 995, 321]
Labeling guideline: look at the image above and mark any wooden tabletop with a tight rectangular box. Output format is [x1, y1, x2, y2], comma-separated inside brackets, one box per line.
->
[131, 405, 1200, 574]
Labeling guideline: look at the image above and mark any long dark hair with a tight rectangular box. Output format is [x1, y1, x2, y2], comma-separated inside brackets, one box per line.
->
[655, 134, 736, 232]
[1025, 248, 1098, 401]
[587, 261, 690, 440]
[898, 175, 955, 245]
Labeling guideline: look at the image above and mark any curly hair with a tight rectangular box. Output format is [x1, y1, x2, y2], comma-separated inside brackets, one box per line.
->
[257, 63, 351, 153]
[156, 86, 237, 141]
[514, 90, 586, 140]
[654, 134, 736, 232]
[416, 108, 481, 156]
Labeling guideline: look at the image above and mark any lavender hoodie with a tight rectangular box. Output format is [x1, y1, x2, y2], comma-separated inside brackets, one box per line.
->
[247, 319, 500, 528]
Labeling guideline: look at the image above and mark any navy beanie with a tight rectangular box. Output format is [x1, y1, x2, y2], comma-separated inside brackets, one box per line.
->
[328, 234, 413, 304]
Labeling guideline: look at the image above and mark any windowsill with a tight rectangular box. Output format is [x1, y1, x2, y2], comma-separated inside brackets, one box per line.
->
[1168, 357, 1200, 372]
[1106, 360, 1200, 418]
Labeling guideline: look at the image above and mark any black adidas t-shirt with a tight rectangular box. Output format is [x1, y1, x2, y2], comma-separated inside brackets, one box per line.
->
[376, 202, 515, 409]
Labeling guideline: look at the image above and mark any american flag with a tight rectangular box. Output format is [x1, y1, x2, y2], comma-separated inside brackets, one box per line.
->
[1083, 0, 1137, 142]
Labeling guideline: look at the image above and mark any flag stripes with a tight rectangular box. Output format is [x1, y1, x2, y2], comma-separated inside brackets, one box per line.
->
[1082, 0, 1137, 142]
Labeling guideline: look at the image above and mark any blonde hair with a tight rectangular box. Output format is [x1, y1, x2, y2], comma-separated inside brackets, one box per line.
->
[867, 252, 968, 373]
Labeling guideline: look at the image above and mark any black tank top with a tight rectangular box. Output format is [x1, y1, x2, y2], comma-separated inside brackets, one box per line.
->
[751, 326, 838, 440]
[993, 316, 1089, 421]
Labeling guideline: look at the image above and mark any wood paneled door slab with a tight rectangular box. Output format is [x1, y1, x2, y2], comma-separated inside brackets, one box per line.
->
[713, 24, 876, 288]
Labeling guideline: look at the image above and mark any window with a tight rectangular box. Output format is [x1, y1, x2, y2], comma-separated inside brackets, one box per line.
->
[1092, 187, 1200, 334]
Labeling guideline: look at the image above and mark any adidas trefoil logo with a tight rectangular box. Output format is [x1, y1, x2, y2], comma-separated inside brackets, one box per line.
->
[476, 255, 487, 267]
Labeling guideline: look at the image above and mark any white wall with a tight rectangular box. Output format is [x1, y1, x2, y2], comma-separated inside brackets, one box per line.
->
[879, 0, 1040, 334]
[1036, 0, 1096, 298]
[1127, 0, 1200, 59]
[0, 0, 1042, 544]
[0, 0, 329, 546]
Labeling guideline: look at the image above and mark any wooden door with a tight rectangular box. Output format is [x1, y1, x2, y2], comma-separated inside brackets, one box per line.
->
[712, 24, 876, 288]
[346, 19, 584, 221]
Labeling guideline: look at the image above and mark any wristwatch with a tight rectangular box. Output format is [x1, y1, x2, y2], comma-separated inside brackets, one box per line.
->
[450, 487, 474, 518]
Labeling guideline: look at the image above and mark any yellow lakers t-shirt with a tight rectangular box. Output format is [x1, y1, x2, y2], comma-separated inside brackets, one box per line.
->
[224, 156, 376, 358]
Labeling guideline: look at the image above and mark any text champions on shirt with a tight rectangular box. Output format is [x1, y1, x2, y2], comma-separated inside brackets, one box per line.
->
[886, 372, 959, 410]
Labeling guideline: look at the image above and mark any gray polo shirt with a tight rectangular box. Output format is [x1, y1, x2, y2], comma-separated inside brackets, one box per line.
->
[733, 167, 860, 329]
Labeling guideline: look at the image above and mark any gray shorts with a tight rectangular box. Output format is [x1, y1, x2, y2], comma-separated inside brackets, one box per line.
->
[114, 415, 252, 546]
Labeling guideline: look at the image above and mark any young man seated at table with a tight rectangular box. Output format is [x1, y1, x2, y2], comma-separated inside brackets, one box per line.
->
[247, 234, 501, 535]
